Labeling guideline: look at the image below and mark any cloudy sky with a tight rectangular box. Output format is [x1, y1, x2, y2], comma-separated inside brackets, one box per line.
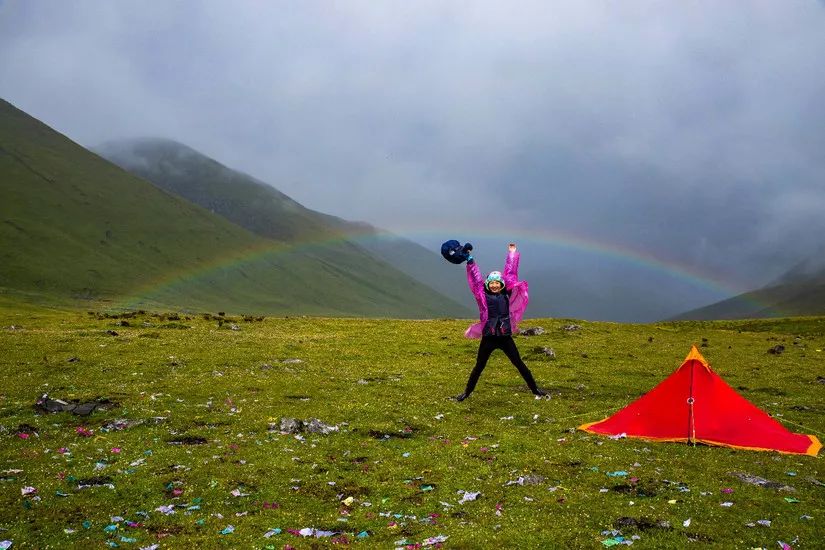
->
[2, 1, 824, 319]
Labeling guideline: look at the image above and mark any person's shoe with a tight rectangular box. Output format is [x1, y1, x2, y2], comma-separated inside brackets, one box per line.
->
[533, 388, 549, 398]
[453, 392, 469, 402]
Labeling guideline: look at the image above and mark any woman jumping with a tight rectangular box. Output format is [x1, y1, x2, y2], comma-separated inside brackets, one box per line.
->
[454, 243, 547, 401]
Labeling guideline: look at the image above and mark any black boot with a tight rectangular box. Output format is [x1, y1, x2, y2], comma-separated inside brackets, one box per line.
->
[454, 392, 469, 402]
[533, 388, 548, 397]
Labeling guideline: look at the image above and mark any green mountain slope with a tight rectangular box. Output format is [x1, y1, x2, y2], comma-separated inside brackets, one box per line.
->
[97, 138, 344, 243]
[671, 262, 825, 320]
[0, 98, 468, 317]
[97, 138, 471, 308]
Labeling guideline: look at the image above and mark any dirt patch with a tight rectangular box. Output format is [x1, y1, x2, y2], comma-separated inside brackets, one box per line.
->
[685, 532, 715, 543]
[16, 423, 39, 435]
[167, 436, 207, 445]
[35, 395, 118, 416]
[610, 482, 658, 497]
[613, 516, 671, 531]
[367, 429, 414, 440]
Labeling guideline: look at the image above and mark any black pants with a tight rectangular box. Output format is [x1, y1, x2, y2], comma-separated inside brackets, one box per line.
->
[464, 335, 539, 395]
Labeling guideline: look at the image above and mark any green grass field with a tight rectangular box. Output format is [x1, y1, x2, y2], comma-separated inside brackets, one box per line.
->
[1, 301, 823, 548]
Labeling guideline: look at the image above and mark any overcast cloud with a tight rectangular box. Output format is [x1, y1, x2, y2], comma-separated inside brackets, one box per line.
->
[2, 1, 825, 318]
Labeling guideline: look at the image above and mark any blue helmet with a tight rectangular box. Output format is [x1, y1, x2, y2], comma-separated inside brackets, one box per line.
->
[485, 271, 504, 290]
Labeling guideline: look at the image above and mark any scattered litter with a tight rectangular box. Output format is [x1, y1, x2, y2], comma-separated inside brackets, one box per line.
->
[306, 418, 339, 434]
[20, 486, 36, 496]
[784, 497, 800, 503]
[264, 528, 282, 538]
[220, 525, 234, 535]
[607, 471, 628, 477]
[683, 518, 691, 527]
[101, 419, 145, 432]
[757, 519, 772, 527]
[457, 490, 481, 503]
[167, 436, 207, 445]
[520, 327, 545, 336]
[600, 530, 633, 547]
[608, 433, 627, 440]
[296, 528, 337, 538]
[275, 417, 339, 435]
[505, 474, 544, 486]
[562, 324, 582, 331]
[720, 502, 734, 507]
[76, 476, 115, 490]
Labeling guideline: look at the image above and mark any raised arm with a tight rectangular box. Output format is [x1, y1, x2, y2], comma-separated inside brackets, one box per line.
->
[503, 243, 520, 288]
[466, 257, 484, 295]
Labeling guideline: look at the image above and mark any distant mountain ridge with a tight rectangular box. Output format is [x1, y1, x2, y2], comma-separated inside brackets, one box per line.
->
[672, 256, 825, 320]
[0, 98, 469, 317]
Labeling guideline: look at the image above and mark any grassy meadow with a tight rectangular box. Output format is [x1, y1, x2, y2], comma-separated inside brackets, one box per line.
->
[1, 301, 823, 548]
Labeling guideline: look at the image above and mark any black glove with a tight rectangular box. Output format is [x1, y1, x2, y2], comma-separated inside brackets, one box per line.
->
[461, 243, 474, 263]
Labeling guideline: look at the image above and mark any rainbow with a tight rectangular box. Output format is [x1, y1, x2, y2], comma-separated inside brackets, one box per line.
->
[114, 224, 782, 317]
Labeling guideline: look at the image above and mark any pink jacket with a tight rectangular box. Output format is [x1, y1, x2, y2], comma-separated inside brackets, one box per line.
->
[465, 250, 529, 338]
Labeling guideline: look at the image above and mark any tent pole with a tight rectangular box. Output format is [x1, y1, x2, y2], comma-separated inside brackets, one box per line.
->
[687, 361, 696, 446]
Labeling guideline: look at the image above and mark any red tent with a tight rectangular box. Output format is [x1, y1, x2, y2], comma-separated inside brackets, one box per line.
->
[579, 346, 821, 456]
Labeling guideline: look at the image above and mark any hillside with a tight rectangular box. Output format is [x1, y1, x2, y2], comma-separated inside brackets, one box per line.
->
[672, 259, 825, 320]
[0, 98, 468, 317]
[96, 138, 470, 306]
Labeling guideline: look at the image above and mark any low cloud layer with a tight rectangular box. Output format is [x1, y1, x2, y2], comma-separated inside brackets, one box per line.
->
[3, 1, 825, 318]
